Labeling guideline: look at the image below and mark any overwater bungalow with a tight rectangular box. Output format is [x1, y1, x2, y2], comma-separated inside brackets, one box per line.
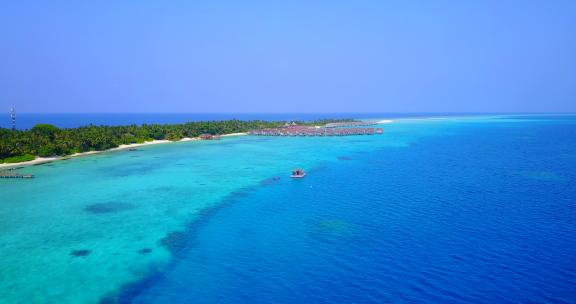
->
[248, 126, 383, 137]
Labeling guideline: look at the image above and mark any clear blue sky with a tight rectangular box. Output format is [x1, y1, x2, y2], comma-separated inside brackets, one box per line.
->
[1, 0, 575, 113]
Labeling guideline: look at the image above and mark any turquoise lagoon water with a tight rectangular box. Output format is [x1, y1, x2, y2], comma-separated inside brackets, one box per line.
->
[1, 115, 576, 303]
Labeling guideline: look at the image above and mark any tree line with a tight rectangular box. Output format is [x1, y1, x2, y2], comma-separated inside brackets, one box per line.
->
[0, 119, 352, 163]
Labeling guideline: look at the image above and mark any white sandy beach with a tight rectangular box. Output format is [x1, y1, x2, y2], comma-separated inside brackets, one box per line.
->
[221, 132, 247, 137]
[0, 133, 247, 170]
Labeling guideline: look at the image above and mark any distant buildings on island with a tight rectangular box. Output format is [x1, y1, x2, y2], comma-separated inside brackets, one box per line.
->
[249, 122, 383, 137]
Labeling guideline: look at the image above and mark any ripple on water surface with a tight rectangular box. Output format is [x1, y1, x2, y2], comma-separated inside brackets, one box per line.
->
[2, 117, 576, 304]
[120, 118, 576, 304]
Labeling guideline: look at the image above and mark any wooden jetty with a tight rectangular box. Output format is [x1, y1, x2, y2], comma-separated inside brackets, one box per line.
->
[248, 126, 383, 137]
[0, 169, 34, 179]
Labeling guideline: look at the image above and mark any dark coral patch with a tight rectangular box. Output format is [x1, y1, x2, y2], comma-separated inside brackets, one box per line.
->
[260, 176, 281, 186]
[84, 202, 136, 214]
[98, 295, 119, 304]
[230, 190, 251, 198]
[105, 163, 158, 177]
[159, 231, 187, 254]
[70, 249, 91, 257]
[138, 248, 152, 254]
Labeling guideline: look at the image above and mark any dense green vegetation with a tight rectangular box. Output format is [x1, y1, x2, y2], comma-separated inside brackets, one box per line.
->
[1, 154, 36, 164]
[0, 119, 353, 163]
[298, 119, 355, 127]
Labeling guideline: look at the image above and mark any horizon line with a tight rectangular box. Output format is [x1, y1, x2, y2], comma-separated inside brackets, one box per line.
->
[7, 111, 576, 115]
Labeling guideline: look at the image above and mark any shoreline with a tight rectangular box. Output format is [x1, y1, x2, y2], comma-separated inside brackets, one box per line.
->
[1, 118, 405, 170]
[0, 133, 247, 170]
[220, 132, 247, 137]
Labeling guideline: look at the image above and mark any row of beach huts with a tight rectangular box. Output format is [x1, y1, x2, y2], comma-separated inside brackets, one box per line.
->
[248, 126, 383, 137]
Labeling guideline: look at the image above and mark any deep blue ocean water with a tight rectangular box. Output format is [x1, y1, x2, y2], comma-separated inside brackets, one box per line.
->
[116, 116, 576, 304]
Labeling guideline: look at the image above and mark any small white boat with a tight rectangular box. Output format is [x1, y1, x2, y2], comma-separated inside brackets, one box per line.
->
[290, 169, 306, 178]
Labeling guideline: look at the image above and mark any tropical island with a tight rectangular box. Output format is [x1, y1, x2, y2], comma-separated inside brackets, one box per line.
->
[0, 119, 354, 164]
